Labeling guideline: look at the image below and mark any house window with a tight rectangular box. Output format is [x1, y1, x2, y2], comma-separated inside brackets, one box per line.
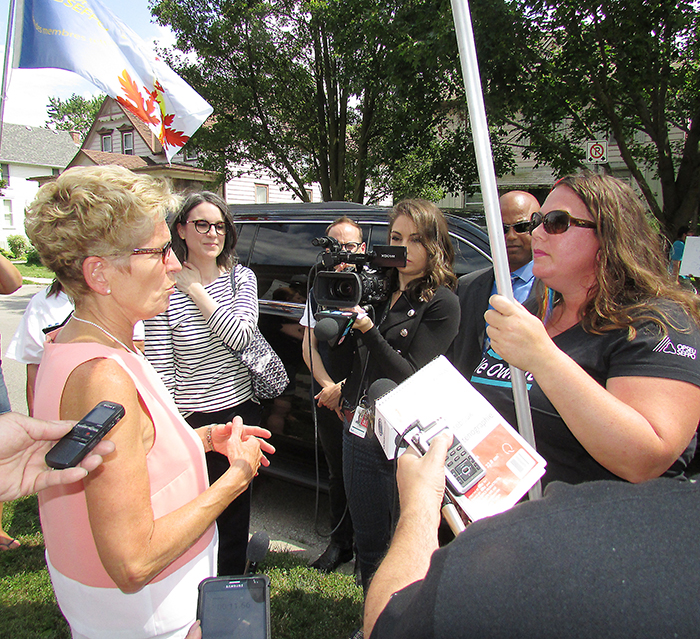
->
[305, 189, 313, 202]
[255, 184, 269, 204]
[122, 131, 134, 155]
[101, 133, 112, 153]
[184, 146, 198, 162]
[2, 200, 12, 228]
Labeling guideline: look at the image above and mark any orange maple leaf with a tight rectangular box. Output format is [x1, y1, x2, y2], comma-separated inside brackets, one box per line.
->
[116, 69, 160, 127]
[161, 127, 190, 149]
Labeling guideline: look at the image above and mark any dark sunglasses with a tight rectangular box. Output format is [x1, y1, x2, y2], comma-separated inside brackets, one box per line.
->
[503, 221, 530, 235]
[132, 241, 173, 263]
[529, 210, 597, 235]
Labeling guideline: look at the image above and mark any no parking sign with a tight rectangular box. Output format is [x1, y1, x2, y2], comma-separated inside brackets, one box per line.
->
[586, 141, 608, 164]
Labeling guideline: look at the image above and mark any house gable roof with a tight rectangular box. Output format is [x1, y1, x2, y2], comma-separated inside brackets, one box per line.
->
[0, 123, 78, 167]
[82, 96, 163, 157]
[69, 149, 153, 169]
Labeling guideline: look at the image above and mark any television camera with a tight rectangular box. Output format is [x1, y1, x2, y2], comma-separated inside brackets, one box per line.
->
[311, 235, 407, 308]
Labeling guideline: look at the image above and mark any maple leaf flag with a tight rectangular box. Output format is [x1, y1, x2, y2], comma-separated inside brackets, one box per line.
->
[12, 0, 212, 162]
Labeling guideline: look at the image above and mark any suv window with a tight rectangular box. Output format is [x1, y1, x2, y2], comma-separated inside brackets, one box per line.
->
[247, 222, 328, 299]
[452, 233, 491, 275]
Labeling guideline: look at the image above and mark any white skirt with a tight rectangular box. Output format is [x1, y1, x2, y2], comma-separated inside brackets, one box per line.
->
[47, 532, 217, 639]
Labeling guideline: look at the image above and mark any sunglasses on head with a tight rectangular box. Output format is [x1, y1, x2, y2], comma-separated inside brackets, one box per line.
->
[529, 210, 597, 235]
[503, 221, 530, 235]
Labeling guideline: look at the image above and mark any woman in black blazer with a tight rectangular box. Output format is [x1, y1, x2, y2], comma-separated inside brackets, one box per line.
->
[341, 199, 460, 591]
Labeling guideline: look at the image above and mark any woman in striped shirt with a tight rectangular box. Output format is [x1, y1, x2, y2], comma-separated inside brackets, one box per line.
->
[145, 191, 261, 576]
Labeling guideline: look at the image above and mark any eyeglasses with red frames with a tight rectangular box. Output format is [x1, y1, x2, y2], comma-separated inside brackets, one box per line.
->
[528, 210, 597, 235]
[131, 241, 173, 263]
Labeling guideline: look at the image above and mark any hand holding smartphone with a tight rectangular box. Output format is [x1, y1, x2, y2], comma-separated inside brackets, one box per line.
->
[197, 575, 271, 639]
[45, 401, 124, 470]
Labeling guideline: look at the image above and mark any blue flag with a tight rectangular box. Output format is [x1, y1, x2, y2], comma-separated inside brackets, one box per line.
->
[13, 0, 212, 162]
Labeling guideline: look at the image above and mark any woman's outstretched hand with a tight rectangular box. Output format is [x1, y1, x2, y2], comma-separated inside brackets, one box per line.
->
[350, 305, 374, 333]
[210, 417, 275, 469]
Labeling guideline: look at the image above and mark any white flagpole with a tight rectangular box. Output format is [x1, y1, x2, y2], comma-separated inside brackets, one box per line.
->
[0, 0, 17, 153]
[450, 0, 541, 500]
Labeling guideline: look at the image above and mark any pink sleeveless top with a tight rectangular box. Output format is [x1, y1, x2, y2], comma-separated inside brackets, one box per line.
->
[36, 341, 215, 588]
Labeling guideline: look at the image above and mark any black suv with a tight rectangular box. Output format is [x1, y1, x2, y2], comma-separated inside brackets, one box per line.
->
[231, 201, 492, 487]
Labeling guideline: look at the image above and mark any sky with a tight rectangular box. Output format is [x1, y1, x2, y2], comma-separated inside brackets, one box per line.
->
[0, 0, 175, 127]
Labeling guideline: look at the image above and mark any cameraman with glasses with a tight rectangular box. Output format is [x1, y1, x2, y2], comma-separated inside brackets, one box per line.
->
[450, 190, 540, 377]
[301, 217, 365, 573]
[462, 173, 700, 488]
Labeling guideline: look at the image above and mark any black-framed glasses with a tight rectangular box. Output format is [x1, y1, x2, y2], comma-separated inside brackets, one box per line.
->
[340, 241, 361, 252]
[132, 241, 172, 263]
[529, 210, 597, 235]
[187, 220, 227, 236]
[503, 221, 530, 235]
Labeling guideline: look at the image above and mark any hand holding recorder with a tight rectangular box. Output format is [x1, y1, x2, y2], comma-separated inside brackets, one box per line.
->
[396, 432, 453, 529]
[0, 411, 115, 501]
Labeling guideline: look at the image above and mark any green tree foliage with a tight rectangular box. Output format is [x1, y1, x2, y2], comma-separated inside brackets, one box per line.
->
[497, 0, 700, 235]
[7, 234, 29, 259]
[45, 93, 105, 142]
[150, 0, 517, 203]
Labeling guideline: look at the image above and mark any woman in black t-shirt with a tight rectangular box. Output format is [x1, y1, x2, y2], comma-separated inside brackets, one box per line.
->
[477, 172, 700, 487]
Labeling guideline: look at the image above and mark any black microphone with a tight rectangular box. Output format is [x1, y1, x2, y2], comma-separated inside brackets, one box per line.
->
[365, 378, 397, 441]
[314, 311, 357, 348]
[314, 317, 341, 343]
[244, 531, 270, 575]
[367, 378, 397, 412]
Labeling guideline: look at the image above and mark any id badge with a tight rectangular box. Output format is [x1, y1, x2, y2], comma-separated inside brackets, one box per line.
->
[349, 406, 369, 438]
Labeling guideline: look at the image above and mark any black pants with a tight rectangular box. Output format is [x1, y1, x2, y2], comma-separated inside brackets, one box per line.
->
[316, 404, 353, 549]
[186, 399, 262, 576]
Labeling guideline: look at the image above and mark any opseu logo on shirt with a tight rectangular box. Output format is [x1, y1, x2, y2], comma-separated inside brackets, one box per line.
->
[653, 336, 697, 360]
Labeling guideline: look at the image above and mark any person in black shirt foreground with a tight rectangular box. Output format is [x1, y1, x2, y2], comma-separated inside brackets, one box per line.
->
[365, 434, 700, 639]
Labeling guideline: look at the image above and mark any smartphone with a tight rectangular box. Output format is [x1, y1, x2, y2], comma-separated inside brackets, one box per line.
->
[410, 419, 486, 495]
[44, 401, 125, 470]
[197, 575, 271, 639]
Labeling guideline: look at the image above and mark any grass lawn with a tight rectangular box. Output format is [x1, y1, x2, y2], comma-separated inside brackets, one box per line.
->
[1, 497, 364, 639]
[14, 263, 55, 282]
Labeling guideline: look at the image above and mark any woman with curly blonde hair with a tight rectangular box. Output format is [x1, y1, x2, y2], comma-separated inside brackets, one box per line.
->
[25, 166, 273, 639]
[341, 198, 460, 591]
[474, 171, 700, 488]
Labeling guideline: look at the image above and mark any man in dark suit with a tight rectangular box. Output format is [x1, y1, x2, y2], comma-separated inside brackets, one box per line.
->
[449, 191, 540, 378]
